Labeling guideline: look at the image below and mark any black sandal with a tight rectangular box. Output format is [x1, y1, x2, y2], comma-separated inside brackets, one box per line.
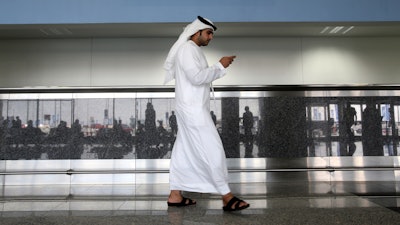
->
[222, 196, 250, 211]
[167, 197, 196, 207]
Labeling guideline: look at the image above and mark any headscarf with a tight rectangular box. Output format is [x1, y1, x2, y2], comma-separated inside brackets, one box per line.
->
[163, 16, 217, 84]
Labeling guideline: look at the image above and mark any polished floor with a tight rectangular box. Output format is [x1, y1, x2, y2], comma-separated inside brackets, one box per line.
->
[1, 182, 400, 225]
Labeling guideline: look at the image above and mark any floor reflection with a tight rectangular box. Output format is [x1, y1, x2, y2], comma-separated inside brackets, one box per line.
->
[310, 141, 399, 157]
[2, 183, 400, 225]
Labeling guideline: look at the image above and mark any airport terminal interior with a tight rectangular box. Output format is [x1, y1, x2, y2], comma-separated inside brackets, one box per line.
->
[2, 1, 400, 224]
[2, 87, 400, 224]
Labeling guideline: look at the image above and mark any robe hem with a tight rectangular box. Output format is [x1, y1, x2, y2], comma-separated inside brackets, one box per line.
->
[169, 184, 230, 196]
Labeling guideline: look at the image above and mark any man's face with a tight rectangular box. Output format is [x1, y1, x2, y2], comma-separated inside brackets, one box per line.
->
[197, 29, 214, 46]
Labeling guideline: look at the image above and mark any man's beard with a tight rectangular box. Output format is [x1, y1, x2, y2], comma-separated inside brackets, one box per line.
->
[200, 39, 209, 46]
[198, 34, 210, 46]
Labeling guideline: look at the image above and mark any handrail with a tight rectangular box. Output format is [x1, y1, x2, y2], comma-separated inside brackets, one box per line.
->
[2, 167, 400, 175]
[1, 84, 400, 94]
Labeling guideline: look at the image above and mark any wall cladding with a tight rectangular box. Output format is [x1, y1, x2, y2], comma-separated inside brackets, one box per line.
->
[0, 37, 400, 88]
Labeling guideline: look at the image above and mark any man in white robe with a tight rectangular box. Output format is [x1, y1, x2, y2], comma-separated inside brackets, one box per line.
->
[164, 16, 249, 211]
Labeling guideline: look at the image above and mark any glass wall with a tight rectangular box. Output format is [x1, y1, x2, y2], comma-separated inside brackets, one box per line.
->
[1, 89, 400, 161]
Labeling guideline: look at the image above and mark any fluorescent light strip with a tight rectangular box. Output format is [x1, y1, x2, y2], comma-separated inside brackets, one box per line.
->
[320, 26, 330, 34]
[39, 28, 73, 36]
[39, 29, 50, 35]
[342, 26, 354, 34]
[330, 26, 344, 34]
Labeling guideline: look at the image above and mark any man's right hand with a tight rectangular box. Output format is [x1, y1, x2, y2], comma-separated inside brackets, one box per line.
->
[220, 56, 236, 68]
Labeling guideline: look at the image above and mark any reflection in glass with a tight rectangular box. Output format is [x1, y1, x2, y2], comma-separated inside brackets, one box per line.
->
[239, 99, 259, 158]
[1, 94, 400, 160]
[135, 99, 175, 159]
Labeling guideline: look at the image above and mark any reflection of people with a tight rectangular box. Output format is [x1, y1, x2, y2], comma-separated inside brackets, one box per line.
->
[55, 121, 70, 143]
[362, 99, 383, 156]
[164, 16, 249, 211]
[169, 111, 178, 135]
[242, 106, 254, 157]
[10, 116, 23, 145]
[145, 102, 157, 145]
[344, 103, 357, 156]
[135, 121, 146, 158]
[14, 116, 22, 128]
[70, 119, 83, 159]
[243, 106, 253, 139]
[71, 119, 82, 137]
[157, 120, 169, 158]
[23, 120, 44, 145]
[145, 103, 156, 131]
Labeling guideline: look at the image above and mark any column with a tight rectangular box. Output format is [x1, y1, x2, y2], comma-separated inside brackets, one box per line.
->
[221, 97, 240, 158]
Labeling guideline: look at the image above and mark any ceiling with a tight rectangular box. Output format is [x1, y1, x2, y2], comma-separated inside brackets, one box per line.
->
[1, 22, 400, 39]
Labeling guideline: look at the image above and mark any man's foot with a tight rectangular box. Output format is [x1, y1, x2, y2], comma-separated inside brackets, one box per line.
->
[167, 197, 196, 207]
[168, 191, 196, 207]
[222, 194, 250, 211]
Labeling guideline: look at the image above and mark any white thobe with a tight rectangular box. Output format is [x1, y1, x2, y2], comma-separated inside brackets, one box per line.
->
[169, 40, 230, 195]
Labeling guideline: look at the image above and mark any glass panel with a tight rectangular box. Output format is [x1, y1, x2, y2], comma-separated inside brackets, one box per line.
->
[1, 99, 7, 161]
[210, 99, 221, 128]
[381, 103, 391, 136]
[1, 91, 400, 161]
[394, 105, 400, 137]
[329, 104, 339, 137]
[135, 98, 175, 160]
[340, 103, 361, 157]
[1, 100, 43, 160]
[70, 98, 136, 160]
[360, 101, 385, 156]
[351, 104, 362, 137]
[239, 99, 259, 158]
[40, 100, 73, 159]
[311, 106, 326, 121]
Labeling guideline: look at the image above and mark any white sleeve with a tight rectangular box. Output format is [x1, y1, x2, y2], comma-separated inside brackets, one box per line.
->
[179, 45, 226, 85]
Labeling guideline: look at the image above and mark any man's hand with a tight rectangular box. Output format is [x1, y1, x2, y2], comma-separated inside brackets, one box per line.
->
[219, 56, 236, 68]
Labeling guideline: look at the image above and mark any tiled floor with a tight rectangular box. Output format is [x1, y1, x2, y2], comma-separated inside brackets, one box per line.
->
[1, 182, 400, 225]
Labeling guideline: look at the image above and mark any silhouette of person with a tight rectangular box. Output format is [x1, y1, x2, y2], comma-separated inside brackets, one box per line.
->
[243, 106, 254, 139]
[362, 99, 383, 156]
[169, 111, 178, 135]
[242, 106, 254, 157]
[55, 121, 70, 143]
[15, 116, 22, 128]
[135, 121, 146, 159]
[145, 102, 157, 145]
[23, 120, 44, 145]
[70, 119, 83, 159]
[113, 119, 123, 133]
[8, 116, 23, 146]
[344, 103, 357, 156]
[112, 119, 131, 148]
[157, 120, 169, 158]
[136, 121, 145, 137]
[18, 120, 44, 159]
[71, 119, 82, 137]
